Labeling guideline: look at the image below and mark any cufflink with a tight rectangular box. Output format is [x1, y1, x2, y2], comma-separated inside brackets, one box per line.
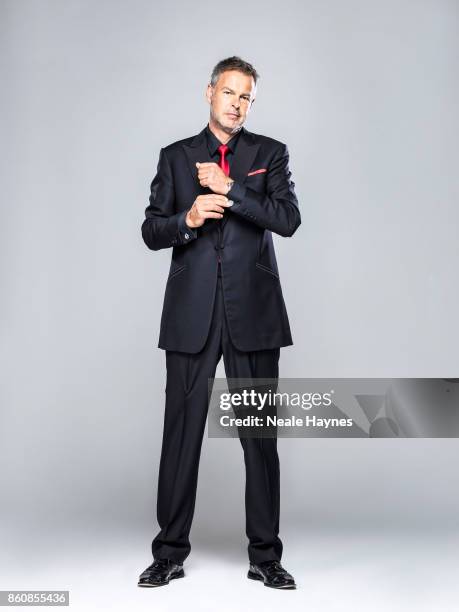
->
[184, 233, 189, 239]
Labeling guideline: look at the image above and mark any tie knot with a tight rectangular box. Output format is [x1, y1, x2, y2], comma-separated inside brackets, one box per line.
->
[218, 144, 229, 156]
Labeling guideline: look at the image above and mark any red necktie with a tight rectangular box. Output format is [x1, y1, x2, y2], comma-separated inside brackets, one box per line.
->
[218, 144, 230, 176]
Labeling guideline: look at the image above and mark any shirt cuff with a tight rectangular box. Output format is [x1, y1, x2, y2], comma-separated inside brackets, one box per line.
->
[176, 210, 198, 244]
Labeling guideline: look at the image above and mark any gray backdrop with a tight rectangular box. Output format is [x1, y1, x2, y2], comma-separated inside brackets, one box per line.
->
[1, 1, 458, 610]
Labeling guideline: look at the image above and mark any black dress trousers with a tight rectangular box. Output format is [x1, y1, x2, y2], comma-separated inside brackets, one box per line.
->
[151, 274, 283, 565]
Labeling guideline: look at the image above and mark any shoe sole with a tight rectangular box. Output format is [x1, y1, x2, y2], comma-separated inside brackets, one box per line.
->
[137, 569, 185, 587]
[247, 570, 296, 589]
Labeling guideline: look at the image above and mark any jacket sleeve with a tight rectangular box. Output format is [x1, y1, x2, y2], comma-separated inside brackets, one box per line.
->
[141, 148, 198, 251]
[227, 143, 301, 237]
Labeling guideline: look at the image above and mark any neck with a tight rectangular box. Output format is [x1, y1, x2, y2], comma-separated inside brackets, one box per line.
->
[208, 118, 241, 144]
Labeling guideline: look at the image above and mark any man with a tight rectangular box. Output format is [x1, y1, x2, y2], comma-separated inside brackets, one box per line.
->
[139, 56, 300, 589]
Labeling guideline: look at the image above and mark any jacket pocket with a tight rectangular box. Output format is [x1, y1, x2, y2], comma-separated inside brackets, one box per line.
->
[167, 264, 187, 281]
[255, 262, 279, 279]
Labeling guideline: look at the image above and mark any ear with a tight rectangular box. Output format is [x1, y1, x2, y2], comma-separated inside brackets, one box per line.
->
[205, 83, 213, 105]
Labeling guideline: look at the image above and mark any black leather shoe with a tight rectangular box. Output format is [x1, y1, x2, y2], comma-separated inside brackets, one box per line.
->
[248, 560, 296, 589]
[137, 558, 184, 587]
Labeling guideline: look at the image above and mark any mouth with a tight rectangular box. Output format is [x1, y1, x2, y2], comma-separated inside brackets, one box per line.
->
[226, 113, 240, 119]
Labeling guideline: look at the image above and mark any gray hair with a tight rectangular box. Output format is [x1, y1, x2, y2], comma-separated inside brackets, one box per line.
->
[210, 56, 259, 88]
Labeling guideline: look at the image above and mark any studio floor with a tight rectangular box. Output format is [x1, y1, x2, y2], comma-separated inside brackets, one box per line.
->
[2, 524, 458, 612]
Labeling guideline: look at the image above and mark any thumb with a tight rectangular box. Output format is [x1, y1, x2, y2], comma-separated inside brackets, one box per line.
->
[195, 162, 200, 168]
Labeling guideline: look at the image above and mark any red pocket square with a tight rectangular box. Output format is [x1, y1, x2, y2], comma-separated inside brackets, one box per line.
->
[247, 168, 267, 176]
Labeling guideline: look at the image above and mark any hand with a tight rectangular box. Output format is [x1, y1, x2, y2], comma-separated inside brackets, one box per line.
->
[185, 194, 233, 229]
[196, 162, 232, 195]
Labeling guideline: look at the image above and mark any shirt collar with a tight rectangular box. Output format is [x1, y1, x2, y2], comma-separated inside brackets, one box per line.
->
[205, 123, 242, 157]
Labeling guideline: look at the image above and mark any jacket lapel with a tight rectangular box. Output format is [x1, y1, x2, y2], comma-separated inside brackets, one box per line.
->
[221, 128, 260, 229]
[182, 127, 211, 189]
[182, 128, 217, 233]
[228, 128, 260, 184]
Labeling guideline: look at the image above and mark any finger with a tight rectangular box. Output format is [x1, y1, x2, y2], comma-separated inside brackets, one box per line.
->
[201, 204, 225, 213]
[197, 162, 218, 168]
[199, 195, 229, 203]
[201, 211, 224, 219]
[206, 201, 228, 212]
[200, 196, 231, 206]
[209, 207, 225, 214]
[201, 194, 228, 202]
[212, 196, 231, 205]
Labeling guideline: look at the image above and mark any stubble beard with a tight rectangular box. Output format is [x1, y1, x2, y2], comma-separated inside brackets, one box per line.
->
[211, 109, 243, 135]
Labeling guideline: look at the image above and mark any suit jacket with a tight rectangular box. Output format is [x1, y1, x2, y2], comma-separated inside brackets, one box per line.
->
[141, 125, 301, 354]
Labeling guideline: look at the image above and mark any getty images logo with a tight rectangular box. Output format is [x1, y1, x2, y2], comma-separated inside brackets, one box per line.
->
[219, 389, 335, 411]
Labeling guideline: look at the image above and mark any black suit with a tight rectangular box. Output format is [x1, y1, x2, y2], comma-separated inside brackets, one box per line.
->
[141, 125, 301, 353]
[142, 124, 300, 565]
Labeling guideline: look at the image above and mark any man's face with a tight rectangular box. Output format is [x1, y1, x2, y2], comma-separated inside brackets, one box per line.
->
[206, 70, 256, 134]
